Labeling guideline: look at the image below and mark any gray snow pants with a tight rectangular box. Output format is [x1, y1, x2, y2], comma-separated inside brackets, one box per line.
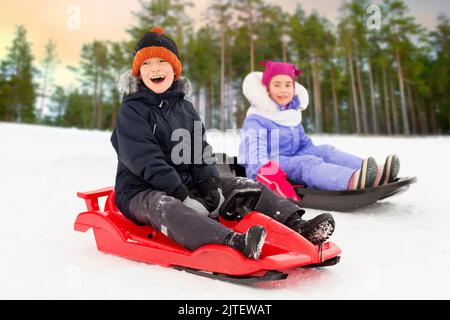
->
[128, 176, 301, 251]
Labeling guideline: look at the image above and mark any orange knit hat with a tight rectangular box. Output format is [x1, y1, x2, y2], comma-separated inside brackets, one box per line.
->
[131, 27, 182, 80]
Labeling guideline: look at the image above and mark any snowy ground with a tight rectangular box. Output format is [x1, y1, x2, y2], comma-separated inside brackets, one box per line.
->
[1, 122, 449, 299]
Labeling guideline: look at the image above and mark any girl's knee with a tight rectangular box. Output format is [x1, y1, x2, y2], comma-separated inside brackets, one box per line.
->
[316, 144, 335, 153]
[298, 155, 324, 166]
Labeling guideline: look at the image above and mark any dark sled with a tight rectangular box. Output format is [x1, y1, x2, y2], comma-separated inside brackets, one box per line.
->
[215, 153, 417, 212]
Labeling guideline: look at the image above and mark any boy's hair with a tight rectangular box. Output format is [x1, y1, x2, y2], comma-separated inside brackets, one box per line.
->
[131, 27, 182, 80]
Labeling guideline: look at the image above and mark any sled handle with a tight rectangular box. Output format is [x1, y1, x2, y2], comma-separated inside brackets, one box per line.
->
[77, 187, 115, 211]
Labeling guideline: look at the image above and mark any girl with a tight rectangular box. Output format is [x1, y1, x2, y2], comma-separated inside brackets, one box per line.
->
[111, 29, 336, 261]
[239, 60, 400, 191]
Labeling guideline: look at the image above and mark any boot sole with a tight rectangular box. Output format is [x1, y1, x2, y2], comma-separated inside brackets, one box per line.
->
[357, 157, 378, 189]
[244, 226, 267, 260]
[380, 155, 400, 185]
[301, 213, 335, 245]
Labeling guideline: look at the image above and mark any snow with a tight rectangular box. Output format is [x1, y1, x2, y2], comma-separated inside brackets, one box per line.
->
[1, 122, 449, 299]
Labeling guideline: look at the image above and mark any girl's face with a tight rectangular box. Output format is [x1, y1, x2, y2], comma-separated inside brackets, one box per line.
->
[140, 57, 175, 94]
[268, 75, 295, 106]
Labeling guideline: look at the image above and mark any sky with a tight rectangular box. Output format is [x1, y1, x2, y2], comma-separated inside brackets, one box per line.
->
[0, 0, 449, 88]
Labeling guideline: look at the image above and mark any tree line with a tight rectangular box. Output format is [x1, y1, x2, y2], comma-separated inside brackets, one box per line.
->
[0, 0, 449, 134]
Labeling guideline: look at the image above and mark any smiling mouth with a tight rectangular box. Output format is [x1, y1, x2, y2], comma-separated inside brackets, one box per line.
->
[150, 76, 166, 84]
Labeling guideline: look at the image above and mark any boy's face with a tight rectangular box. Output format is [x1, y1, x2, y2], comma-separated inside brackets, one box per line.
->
[140, 57, 175, 94]
[268, 75, 295, 106]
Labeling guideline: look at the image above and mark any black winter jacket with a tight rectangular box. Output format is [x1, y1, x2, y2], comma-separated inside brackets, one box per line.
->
[111, 81, 219, 218]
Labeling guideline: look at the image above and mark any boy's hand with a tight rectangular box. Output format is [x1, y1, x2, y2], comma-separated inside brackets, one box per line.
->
[182, 195, 210, 216]
[169, 184, 210, 216]
[197, 177, 225, 219]
[202, 188, 225, 219]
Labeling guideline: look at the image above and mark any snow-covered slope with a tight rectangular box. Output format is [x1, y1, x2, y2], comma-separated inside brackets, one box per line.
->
[1, 122, 449, 299]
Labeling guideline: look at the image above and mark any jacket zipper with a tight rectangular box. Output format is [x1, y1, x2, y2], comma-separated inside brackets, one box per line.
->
[157, 100, 176, 149]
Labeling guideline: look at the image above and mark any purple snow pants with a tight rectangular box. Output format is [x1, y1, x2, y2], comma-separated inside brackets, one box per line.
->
[279, 144, 363, 191]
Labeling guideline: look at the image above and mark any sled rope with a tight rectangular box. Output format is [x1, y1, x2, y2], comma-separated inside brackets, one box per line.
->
[318, 242, 324, 263]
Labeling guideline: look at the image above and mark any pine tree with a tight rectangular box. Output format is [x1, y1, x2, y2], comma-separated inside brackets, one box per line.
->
[301, 13, 331, 133]
[208, 0, 233, 130]
[185, 27, 220, 128]
[0, 62, 11, 120]
[233, 0, 264, 73]
[38, 39, 59, 121]
[428, 14, 450, 132]
[341, 0, 371, 134]
[382, 0, 424, 134]
[63, 89, 91, 128]
[49, 86, 67, 126]
[339, 17, 361, 134]
[107, 41, 129, 129]
[78, 41, 109, 129]
[2, 25, 36, 123]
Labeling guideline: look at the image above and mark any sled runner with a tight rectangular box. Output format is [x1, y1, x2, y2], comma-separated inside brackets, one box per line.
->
[216, 153, 417, 212]
[74, 187, 341, 285]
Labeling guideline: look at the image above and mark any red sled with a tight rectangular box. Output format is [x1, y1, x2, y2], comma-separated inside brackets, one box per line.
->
[74, 187, 341, 284]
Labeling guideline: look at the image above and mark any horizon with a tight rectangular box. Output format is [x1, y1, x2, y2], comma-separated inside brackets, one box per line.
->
[1, 0, 449, 88]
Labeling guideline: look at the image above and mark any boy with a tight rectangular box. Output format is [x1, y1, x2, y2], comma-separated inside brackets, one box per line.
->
[111, 28, 335, 260]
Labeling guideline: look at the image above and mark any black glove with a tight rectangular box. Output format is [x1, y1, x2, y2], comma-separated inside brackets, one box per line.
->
[169, 184, 210, 216]
[197, 177, 225, 218]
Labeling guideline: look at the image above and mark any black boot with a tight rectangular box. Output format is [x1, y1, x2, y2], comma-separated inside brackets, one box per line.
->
[224, 225, 267, 259]
[286, 212, 335, 244]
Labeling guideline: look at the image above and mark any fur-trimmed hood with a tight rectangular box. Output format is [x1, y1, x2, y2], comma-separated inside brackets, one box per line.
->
[242, 72, 309, 126]
[117, 70, 192, 98]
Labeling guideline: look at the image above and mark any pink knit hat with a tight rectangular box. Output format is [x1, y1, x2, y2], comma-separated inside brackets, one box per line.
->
[260, 60, 302, 87]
